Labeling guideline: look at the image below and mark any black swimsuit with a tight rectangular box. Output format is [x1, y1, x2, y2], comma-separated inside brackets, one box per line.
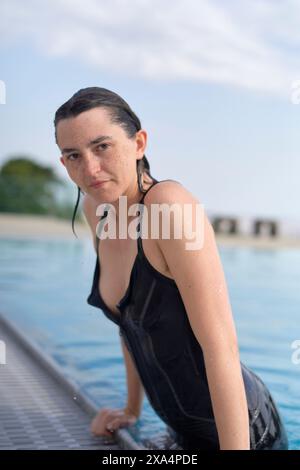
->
[87, 178, 288, 450]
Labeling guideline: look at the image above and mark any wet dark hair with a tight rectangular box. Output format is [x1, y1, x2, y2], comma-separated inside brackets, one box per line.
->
[54, 86, 155, 237]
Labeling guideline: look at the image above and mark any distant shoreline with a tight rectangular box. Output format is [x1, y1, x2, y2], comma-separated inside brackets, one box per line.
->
[1, 212, 300, 249]
[0, 213, 90, 240]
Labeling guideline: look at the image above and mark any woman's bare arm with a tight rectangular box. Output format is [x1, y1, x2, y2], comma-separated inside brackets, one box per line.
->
[83, 194, 144, 418]
[146, 181, 250, 450]
[120, 334, 144, 418]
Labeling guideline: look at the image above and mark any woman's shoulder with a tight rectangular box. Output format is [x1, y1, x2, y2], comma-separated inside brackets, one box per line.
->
[143, 179, 213, 244]
[143, 178, 200, 206]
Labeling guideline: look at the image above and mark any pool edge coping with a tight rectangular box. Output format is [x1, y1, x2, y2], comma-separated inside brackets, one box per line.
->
[0, 311, 145, 451]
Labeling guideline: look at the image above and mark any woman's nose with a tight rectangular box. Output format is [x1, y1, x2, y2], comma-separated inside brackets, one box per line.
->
[83, 151, 102, 176]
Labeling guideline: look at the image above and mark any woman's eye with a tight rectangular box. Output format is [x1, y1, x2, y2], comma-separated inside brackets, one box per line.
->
[97, 143, 109, 151]
[67, 154, 78, 161]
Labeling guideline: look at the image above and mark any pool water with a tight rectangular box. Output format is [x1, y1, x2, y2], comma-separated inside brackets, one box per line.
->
[0, 237, 299, 448]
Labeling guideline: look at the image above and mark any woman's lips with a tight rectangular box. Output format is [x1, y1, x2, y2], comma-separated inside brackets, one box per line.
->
[89, 180, 108, 188]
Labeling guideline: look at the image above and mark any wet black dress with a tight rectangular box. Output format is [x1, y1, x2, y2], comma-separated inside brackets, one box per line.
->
[87, 179, 288, 450]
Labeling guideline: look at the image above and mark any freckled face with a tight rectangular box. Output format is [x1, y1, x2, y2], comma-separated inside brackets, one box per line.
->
[56, 107, 145, 203]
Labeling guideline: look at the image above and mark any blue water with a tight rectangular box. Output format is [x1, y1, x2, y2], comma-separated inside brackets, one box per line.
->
[0, 237, 299, 449]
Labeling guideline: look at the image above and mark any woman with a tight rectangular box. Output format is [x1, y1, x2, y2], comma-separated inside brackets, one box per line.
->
[55, 87, 288, 450]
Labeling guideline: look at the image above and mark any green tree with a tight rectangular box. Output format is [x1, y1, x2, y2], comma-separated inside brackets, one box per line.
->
[0, 156, 81, 220]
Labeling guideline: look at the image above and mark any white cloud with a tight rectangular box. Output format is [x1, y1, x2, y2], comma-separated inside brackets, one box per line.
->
[0, 0, 299, 96]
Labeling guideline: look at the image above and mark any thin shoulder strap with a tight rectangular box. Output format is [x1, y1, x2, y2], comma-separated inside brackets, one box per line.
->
[139, 178, 179, 205]
[139, 177, 160, 204]
[137, 178, 179, 253]
[95, 208, 109, 251]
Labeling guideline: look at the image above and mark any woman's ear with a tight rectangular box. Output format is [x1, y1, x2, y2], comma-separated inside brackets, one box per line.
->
[136, 129, 147, 158]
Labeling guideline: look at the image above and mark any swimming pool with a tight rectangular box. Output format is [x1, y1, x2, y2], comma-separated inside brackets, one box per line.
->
[0, 237, 299, 449]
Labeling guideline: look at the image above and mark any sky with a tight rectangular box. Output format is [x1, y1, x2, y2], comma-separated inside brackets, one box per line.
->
[0, 0, 299, 225]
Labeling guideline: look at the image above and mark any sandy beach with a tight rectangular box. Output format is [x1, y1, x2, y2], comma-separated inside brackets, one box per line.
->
[1, 212, 300, 249]
[0, 213, 91, 240]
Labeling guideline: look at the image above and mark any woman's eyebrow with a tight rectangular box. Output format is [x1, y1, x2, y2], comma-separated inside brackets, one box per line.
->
[62, 135, 113, 154]
[89, 135, 113, 146]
